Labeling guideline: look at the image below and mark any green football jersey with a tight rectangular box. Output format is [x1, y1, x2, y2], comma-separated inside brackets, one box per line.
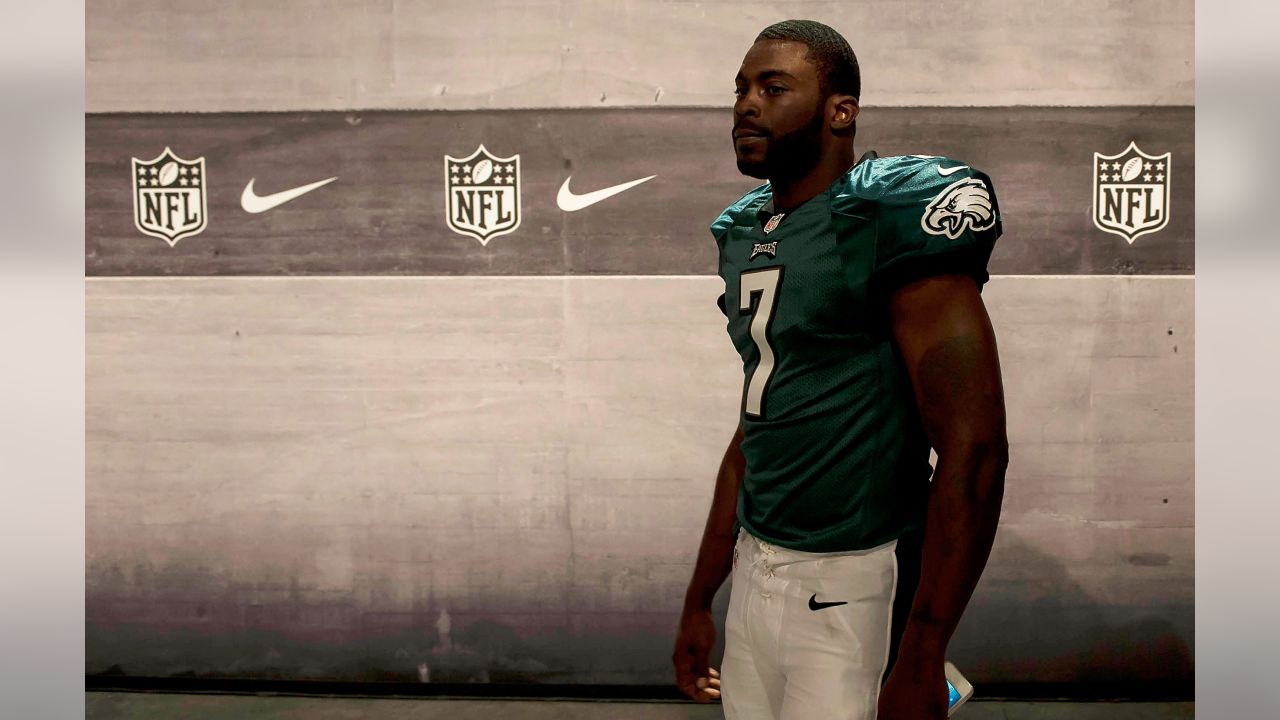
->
[711, 153, 1002, 552]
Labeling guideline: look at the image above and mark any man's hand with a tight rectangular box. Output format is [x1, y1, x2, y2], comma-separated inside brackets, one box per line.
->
[877, 653, 948, 720]
[672, 608, 722, 702]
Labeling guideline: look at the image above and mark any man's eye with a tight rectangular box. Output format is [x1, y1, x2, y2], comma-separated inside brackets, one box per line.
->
[765, 86, 785, 95]
[733, 88, 746, 97]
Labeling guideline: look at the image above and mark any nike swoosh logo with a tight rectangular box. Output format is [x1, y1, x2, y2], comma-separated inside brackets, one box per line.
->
[556, 174, 656, 212]
[937, 164, 969, 177]
[241, 176, 338, 213]
[808, 593, 849, 611]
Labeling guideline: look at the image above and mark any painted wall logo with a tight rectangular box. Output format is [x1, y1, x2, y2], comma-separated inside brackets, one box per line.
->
[132, 147, 207, 246]
[1093, 141, 1171, 244]
[444, 144, 521, 245]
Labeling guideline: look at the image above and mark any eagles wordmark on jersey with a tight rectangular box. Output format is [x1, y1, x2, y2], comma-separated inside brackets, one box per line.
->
[712, 153, 1002, 553]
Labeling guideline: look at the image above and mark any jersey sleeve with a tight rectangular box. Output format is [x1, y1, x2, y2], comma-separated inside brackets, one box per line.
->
[871, 162, 1002, 296]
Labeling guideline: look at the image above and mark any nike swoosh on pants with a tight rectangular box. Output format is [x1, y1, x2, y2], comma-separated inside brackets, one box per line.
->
[241, 176, 338, 213]
[808, 593, 849, 611]
[556, 175, 656, 211]
[936, 164, 970, 176]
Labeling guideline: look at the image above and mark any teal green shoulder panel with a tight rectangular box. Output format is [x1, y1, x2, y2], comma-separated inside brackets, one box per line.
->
[710, 182, 771, 247]
[711, 182, 770, 316]
[843, 155, 1003, 296]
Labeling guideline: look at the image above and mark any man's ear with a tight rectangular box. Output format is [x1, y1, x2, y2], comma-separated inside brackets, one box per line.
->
[831, 95, 860, 131]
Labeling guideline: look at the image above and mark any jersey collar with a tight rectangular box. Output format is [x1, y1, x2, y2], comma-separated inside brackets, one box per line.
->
[755, 150, 879, 221]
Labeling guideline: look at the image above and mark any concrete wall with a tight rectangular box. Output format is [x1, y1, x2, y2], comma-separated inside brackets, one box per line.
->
[86, 276, 1192, 683]
[85, 0, 1195, 688]
[87, 0, 1194, 112]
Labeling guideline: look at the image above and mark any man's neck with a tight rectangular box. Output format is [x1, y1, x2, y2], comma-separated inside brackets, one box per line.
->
[768, 146, 857, 213]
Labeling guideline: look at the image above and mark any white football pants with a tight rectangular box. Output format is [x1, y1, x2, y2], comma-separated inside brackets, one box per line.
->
[721, 527, 920, 720]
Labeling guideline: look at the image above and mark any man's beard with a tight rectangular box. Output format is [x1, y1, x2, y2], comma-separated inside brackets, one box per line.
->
[736, 99, 827, 181]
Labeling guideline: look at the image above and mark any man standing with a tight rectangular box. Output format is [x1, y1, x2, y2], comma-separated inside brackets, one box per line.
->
[673, 20, 1009, 720]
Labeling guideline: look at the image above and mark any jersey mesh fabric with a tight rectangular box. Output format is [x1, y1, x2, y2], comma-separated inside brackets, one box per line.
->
[711, 155, 1002, 552]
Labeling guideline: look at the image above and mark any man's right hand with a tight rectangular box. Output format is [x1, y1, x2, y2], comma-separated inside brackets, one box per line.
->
[673, 608, 722, 702]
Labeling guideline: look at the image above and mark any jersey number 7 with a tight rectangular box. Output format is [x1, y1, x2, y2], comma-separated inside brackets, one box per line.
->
[739, 267, 784, 419]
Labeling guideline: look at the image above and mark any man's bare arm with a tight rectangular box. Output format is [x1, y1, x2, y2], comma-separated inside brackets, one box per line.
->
[673, 425, 743, 701]
[682, 425, 745, 612]
[888, 273, 1009, 663]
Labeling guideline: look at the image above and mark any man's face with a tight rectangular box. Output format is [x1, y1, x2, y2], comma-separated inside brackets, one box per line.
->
[732, 40, 828, 180]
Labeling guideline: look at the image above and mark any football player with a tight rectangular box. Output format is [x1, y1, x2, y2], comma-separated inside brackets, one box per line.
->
[672, 19, 1009, 720]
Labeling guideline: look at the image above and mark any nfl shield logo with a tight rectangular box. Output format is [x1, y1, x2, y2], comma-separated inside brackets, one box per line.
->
[445, 144, 521, 245]
[762, 213, 785, 234]
[132, 147, 208, 246]
[1092, 141, 1171, 244]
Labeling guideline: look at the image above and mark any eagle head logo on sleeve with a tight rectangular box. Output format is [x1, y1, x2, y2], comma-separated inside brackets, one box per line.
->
[920, 177, 996, 239]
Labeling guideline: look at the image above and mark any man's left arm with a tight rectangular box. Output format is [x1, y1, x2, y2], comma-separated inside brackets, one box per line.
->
[880, 272, 1009, 714]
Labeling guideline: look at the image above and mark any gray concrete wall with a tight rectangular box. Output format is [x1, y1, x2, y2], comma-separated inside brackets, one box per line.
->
[85, 0, 1195, 689]
[86, 276, 1193, 683]
[86, 0, 1194, 112]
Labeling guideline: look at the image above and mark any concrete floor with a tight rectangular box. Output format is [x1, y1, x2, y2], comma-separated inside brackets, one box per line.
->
[87, 693, 1194, 720]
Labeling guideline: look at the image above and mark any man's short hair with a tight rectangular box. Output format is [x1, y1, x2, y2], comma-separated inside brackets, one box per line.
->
[755, 19, 860, 101]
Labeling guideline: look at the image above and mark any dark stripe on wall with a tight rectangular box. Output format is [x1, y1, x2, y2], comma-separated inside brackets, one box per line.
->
[84, 675, 1193, 701]
[86, 107, 1193, 276]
